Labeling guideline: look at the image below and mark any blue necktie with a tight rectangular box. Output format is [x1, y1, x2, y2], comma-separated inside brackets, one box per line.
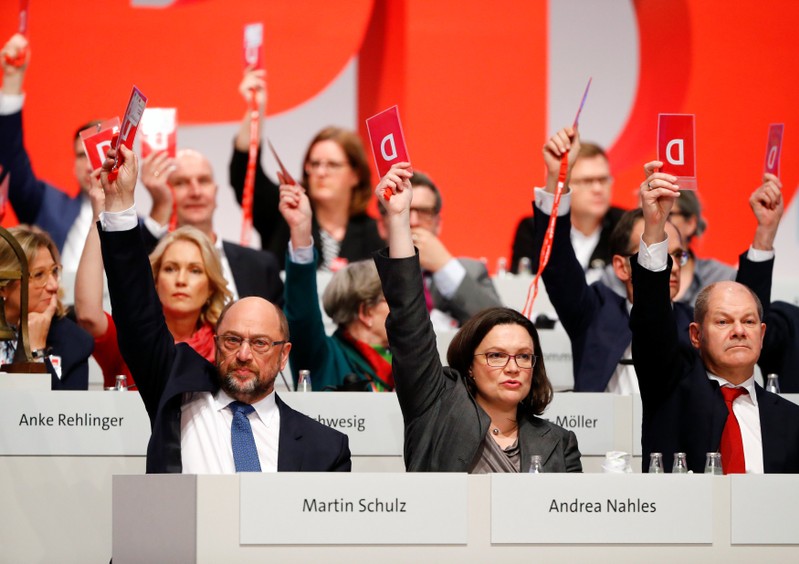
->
[228, 401, 262, 472]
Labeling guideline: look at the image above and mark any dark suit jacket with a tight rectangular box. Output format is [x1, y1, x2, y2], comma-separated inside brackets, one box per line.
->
[100, 225, 351, 474]
[375, 249, 582, 473]
[758, 301, 799, 393]
[511, 205, 625, 273]
[0, 111, 82, 251]
[44, 316, 94, 390]
[631, 255, 799, 473]
[141, 227, 284, 306]
[229, 146, 384, 269]
[528, 206, 693, 391]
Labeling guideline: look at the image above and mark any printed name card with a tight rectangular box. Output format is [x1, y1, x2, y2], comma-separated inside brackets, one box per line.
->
[543, 393, 625, 455]
[491, 474, 713, 544]
[658, 113, 697, 190]
[731, 475, 799, 544]
[0, 390, 150, 455]
[240, 473, 467, 545]
[280, 392, 403, 455]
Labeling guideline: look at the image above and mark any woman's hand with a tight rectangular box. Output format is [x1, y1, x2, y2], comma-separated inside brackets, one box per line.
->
[279, 183, 313, 248]
[27, 295, 57, 351]
[375, 162, 414, 259]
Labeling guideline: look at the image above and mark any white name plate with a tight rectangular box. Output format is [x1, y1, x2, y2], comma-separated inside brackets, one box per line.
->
[240, 473, 467, 544]
[0, 390, 150, 455]
[491, 474, 713, 544]
[731, 475, 799, 544]
[783, 393, 799, 406]
[542, 393, 622, 455]
[280, 392, 403, 456]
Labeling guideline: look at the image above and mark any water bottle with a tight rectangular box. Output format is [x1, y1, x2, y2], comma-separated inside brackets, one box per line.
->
[528, 454, 543, 473]
[114, 374, 128, 391]
[298, 370, 312, 392]
[704, 452, 723, 475]
[518, 257, 532, 276]
[672, 452, 688, 474]
[766, 373, 781, 394]
[496, 257, 508, 278]
[648, 452, 664, 474]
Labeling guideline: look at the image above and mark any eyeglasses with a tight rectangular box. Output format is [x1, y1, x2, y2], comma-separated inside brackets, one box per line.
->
[306, 160, 349, 173]
[670, 250, 689, 267]
[409, 206, 438, 222]
[668, 211, 691, 219]
[29, 265, 61, 288]
[215, 334, 286, 355]
[570, 175, 613, 188]
[474, 352, 537, 369]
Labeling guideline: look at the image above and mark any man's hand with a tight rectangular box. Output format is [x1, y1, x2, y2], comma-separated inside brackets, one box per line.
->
[542, 126, 580, 193]
[640, 160, 679, 245]
[100, 145, 138, 213]
[28, 295, 57, 351]
[751, 172, 783, 251]
[239, 67, 267, 111]
[279, 183, 313, 247]
[411, 228, 453, 272]
[141, 151, 175, 225]
[1, 34, 29, 94]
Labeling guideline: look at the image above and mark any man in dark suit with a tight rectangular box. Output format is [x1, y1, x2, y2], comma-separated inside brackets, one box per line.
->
[530, 127, 776, 393]
[139, 148, 283, 304]
[98, 145, 350, 474]
[632, 160, 799, 474]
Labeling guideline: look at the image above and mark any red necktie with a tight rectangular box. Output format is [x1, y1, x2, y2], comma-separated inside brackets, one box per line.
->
[719, 386, 748, 474]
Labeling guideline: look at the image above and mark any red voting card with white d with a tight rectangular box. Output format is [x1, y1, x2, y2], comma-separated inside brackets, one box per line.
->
[79, 118, 121, 171]
[243, 23, 264, 69]
[140, 108, 177, 159]
[657, 113, 697, 190]
[366, 105, 411, 178]
[764, 123, 784, 177]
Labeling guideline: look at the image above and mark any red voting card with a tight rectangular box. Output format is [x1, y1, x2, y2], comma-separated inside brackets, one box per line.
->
[79, 118, 121, 171]
[366, 105, 411, 177]
[243, 23, 264, 69]
[764, 123, 784, 177]
[657, 114, 697, 190]
[267, 139, 296, 185]
[140, 108, 177, 159]
[0, 165, 8, 222]
[110, 86, 148, 176]
[18, 0, 30, 34]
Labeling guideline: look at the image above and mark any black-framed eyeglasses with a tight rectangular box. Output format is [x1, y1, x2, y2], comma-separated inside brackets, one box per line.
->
[215, 334, 286, 354]
[409, 206, 439, 222]
[29, 265, 61, 288]
[670, 250, 689, 266]
[668, 211, 691, 219]
[474, 352, 537, 369]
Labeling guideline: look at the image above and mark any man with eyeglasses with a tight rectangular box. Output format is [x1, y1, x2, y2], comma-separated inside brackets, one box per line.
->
[630, 160, 799, 474]
[511, 141, 625, 282]
[96, 145, 351, 474]
[529, 127, 777, 394]
[377, 170, 503, 328]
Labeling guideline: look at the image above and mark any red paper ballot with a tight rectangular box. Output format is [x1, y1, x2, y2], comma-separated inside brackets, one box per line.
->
[366, 105, 410, 179]
[764, 123, 784, 177]
[79, 118, 121, 171]
[243, 23, 264, 70]
[267, 139, 296, 185]
[657, 113, 697, 190]
[141, 108, 177, 159]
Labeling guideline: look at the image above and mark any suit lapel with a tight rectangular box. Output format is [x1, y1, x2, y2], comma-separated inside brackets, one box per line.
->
[756, 385, 780, 472]
[275, 394, 305, 471]
[518, 416, 558, 472]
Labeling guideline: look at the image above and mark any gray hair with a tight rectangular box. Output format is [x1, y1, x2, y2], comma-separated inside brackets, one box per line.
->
[322, 260, 383, 326]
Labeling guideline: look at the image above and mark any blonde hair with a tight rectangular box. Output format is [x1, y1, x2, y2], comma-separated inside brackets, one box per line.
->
[0, 226, 65, 318]
[148, 226, 232, 328]
[322, 260, 383, 327]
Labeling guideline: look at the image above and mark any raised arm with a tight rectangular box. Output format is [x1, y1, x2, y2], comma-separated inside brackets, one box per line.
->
[73, 172, 108, 337]
[98, 145, 176, 418]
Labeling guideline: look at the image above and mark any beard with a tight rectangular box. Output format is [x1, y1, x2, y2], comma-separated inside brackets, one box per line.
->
[218, 357, 275, 402]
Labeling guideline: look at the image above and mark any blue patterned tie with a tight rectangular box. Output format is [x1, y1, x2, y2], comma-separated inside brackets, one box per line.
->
[228, 401, 261, 472]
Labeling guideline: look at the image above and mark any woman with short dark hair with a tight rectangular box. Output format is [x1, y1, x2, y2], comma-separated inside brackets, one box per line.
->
[373, 162, 582, 473]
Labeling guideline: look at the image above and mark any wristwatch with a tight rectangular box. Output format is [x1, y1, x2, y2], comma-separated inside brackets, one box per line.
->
[30, 349, 48, 361]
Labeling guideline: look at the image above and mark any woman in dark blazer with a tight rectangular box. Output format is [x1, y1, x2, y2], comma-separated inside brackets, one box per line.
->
[374, 162, 582, 473]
